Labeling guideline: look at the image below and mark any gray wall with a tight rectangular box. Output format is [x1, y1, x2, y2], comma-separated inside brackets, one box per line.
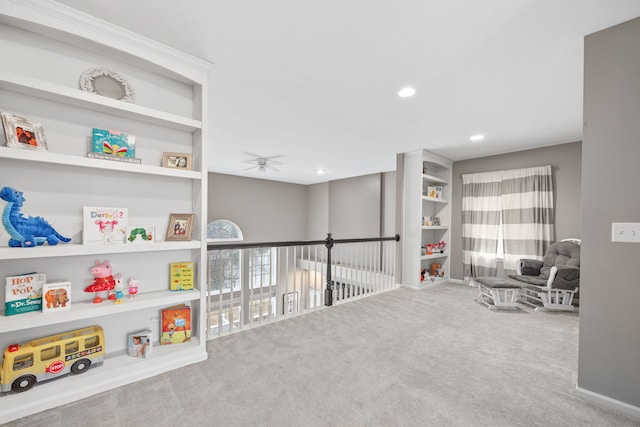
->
[306, 182, 329, 240]
[209, 172, 396, 243]
[207, 172, 307, 242]
[329, 173, 382, 239]
[450, 142, 582, 280]
[580, 17, 640, 408]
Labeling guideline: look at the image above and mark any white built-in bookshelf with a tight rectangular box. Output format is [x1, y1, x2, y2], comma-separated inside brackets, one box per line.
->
[0, 1, 212, 422]
[401, 149, 453, 289]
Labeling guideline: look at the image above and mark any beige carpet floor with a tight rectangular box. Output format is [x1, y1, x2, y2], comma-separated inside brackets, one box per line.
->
[6, 283, 640, 426]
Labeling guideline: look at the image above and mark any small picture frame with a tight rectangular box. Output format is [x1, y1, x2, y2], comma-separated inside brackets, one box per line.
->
[162, 152, 193, 170]
[430, 216, 441, 226]
[1, 112, 47, 151]
[283, 292, 299, 315]
[166, 213, 195, 241]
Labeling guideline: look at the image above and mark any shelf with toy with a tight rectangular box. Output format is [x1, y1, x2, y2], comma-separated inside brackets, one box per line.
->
[0, 147, 201, 179]
[0, 73, 202, 132]
[422, 195, 448, 203]
[0, 288, 200, 334]
[420, 253, 448, 261]
[0, 337, 206, 424]
[0, 241, 201, 261]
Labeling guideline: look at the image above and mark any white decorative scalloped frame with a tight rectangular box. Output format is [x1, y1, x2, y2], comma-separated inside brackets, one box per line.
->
[79, 67, 136, 103]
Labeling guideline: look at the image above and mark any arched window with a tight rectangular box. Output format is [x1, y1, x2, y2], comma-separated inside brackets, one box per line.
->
[206, 219, 243, 241]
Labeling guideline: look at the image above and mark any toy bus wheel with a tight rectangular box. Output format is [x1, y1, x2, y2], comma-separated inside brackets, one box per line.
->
[71, 358, 91, 374]
[12, 375, 36, 392]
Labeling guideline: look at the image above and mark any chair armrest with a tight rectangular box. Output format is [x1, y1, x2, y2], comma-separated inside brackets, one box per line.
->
[518, 259, 543, 276]
[548, 265, 580, 290]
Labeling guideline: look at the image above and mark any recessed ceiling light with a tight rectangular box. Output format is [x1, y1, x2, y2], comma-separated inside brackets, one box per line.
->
[398, 87, 416, 98]
[470, 134, 485, 142]
[317, 168, 325, 175]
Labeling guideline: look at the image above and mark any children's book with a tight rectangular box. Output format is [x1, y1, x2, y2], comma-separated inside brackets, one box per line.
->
[83, 206, 128, 245]
[4, 272, 46, 316]
[42, 281, 71, 313]
[170, 262, 194, 291]
[160, 304, 191, 345]
[91, 128, 136, 158]
[126, 226, 154, 244]
[128, 329, 152, 358]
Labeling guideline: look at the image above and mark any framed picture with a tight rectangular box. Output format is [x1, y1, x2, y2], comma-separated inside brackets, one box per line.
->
[166, 213, 195, 241]
[283, 292, 299, 315]
[162, 152, 193, 170]
[1, 112, 47, 151]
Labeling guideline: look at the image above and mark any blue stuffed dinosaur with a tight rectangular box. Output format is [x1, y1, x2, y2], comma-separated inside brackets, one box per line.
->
[0, 186, 71, 247]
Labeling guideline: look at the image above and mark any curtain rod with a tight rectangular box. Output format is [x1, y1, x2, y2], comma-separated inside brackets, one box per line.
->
[459, 165, 558, 179]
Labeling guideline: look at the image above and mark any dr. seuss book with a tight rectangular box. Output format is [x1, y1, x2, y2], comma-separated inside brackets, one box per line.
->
[126, 226, 154, 244]
[170, 262, 194, 291]
[128, 329, 152, 358]
[83, 206, 128, 245]
[160, 304, 191, 345]
[4, 272, 46, 316]
[42, 281, 71, 313]
[91, 128, 136, 158]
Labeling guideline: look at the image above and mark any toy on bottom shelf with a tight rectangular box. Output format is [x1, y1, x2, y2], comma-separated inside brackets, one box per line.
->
[0, 186, 71, 247]
[84, 259, 122, 303]
[0, 326, 105, 393]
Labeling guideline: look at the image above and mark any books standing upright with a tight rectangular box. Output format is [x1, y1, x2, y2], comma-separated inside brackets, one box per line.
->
[128, 330, 152, 358]
[170, 262, 194, 291]
[4, 273, 46, 316]
[83, 206, 128, 245]
[42, 281, 71, 313]
[160, 304, 191, 345]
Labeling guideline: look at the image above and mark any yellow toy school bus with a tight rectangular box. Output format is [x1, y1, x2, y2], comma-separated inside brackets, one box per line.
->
[0, 325, 105, 393]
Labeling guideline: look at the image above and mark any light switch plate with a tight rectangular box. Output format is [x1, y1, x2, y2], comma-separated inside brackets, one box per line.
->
[611, 223, 640, 243]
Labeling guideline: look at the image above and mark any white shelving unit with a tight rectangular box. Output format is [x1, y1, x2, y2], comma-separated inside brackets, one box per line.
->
[401, 149, 453, 289]
[0, 1, 212, 423]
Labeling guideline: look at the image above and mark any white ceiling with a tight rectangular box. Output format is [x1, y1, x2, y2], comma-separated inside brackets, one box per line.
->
[56, 0, 640, 185]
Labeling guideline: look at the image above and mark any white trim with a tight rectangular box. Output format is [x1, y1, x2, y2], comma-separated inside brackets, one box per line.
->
[575, 385, 640, 420]
[448, 278, 464, 285]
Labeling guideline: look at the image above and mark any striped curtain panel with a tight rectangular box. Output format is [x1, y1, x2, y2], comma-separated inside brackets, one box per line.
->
[462, 171, 502, 283]
[501, 166, 554, 271]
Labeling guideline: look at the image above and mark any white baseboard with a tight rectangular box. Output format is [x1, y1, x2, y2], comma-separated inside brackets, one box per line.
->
[575, 385, 640, 420]
[448, 278, 464, 285]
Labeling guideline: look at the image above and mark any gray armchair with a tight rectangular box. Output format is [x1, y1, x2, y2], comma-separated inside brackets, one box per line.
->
[508, 240, 580, 311]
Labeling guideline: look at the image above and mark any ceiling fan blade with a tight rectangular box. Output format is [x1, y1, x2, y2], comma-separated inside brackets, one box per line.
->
[269, 166, 281, 172]
[244, 165, 259, 170]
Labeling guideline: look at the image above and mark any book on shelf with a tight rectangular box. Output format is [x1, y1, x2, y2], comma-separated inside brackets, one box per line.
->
[42, 281, 71, 313]
[160, 304, 191, 345]
[4, 272, 46, 316]
[92, 127, 136, 158]
[170, 262, 194, 291]
[128, 329, 153, 358]
[87, 152, 141, 164]
[83, 206, 129, 245]
[425, 186, 443, 199]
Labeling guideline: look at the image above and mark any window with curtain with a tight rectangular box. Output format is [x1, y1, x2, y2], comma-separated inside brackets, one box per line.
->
[462, 165, 554, 283]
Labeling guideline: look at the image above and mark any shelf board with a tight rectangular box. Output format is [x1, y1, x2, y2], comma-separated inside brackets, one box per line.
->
[0, 337, 207, 424]
[422, 174, 448, 184]
[0, 73, 202, 132]
[0, 240, 201, 260]
[406, 276, 450, 290]
[0, 289, 200, 333]
[422, 195, 448, 203]
[420, 253, 448, 260]
[0, 146, 202, 179]
[421, 226, 449, 230]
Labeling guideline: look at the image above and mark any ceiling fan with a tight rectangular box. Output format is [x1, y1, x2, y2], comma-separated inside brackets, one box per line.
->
[243, 152, 284, 172]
